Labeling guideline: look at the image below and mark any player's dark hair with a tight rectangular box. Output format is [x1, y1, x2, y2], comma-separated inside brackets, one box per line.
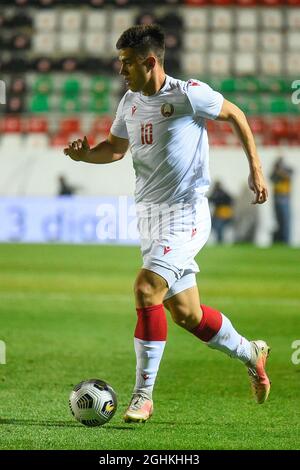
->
[116, 24, 165, 65]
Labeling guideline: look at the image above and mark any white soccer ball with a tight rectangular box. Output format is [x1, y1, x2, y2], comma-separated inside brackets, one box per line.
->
[69, 379, 117, 426]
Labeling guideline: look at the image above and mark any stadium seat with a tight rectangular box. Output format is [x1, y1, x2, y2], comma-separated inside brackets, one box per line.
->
[261, 32, 282, 52]
[60, 96, 82, 113]
[183, 33, 207, 52]
[181, 53, 206, 75]
[60, 11, 82, 32]
[88, 95, 110, 113]
[211, 9, 233, 31]
[211, 33, 232, 52]
[86, 10, 107, 30]
[2, 115, 22, 133]
[234, 53, 257, 76]
[261, 8, 283, 30]
[208, 54, 230, 76]
[33, 75, 53, 95]
[236, 32, 257, 52]
[91, 116, 113, 134]
[260, 53, 282, 75]
[58, 33, 81, 54]
[5, 95, 25, 113]
[62, 78, 81, 97]
[84, 32, 107, 55]
[30, 94, 50, 113]
[33, 33, 56, 55]
[26, 116, 49, 133]
[59, 118, 81, 134]
[90, 76, 110, 96]
[182, 8, 207, 30]
[34, 10, 57, 31]
[236, 8, 258, 29]
[111, 10, 135, 32]
[287, 32, 300, 51]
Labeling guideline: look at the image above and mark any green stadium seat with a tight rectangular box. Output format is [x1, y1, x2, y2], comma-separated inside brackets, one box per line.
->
[33, 75, 53, 95]
[269, 97, 290, 114]
[90, 76, 110, 96]
[235, 78, 260, 93]
[62, 78, 81, 97]
[60, 96, 82, 113]
[219, 78, 237, 93]
[88, 95, 110, 113]
[30, 94, 50, 112]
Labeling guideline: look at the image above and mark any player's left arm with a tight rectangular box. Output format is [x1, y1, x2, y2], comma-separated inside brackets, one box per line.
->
[216, 99, 268, 205]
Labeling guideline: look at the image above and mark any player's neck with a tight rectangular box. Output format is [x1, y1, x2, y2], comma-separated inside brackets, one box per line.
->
[142, 70, 166, 97]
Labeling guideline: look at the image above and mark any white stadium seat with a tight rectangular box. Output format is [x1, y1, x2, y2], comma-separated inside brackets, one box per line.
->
[211, 33, 232, 52]
[236, 8, 257, 30]
[286, 53, 300, 75]
[84, 32, 107, 55]
[260, 8, 283, 30]
[236, 32, 257, 52]
[34, 10, 57, 31]
[58, 33, 81, 53]
[60, 11, 82, 32]
[183, 33, 207, 52]
[287, 32, 300, 51]
[208, 53, 230, 75]
[234, 53, 256, 75]
[260, 53, 282, 76]
[33, 33, 56, 55]
[182, 8, 208, 31]
[111, 10, 135, 32]
[261, 32, 282, 52]
[211, 9, 232, 31]
[86, 10, 108, 31]
[181, 53, 206, 76]
[287, 8, 300, 29]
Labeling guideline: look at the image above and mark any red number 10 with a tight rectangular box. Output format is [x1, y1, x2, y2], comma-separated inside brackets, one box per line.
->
[141, 123, 153, 145]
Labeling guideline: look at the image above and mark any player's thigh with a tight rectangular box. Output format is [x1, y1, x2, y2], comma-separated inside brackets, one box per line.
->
[164, 285, 202, 323]
[134, 268, 169, 296]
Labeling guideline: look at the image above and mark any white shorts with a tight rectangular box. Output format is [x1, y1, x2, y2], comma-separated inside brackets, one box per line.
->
[137, 197, 211, 300]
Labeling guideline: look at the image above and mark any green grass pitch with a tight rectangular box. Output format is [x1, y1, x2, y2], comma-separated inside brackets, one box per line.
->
[0, 243, 300, 450]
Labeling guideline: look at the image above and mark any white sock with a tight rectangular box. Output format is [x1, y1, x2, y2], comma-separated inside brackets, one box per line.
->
[207, 313, 252, 364]
[133, 337, 166, 399]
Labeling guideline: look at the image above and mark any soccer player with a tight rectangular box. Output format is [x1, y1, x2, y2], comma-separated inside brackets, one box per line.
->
[64, 25, 270, 423]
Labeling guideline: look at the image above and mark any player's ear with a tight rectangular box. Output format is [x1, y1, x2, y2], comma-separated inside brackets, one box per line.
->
[146, 56, 156, 71]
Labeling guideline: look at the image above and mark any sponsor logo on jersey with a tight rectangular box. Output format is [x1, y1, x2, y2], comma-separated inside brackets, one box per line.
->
[161, 103, 174, 117]
[131, 105, 137, 116]
[142, 374, 149, 380]
[163, 246, 172, 255]
[192, 227, 197, 237]
[188, 80, 200, 87]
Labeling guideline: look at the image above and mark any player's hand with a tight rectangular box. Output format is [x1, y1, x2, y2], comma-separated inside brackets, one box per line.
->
[64, 136, 90, 162]
[248, 172, 268, 205]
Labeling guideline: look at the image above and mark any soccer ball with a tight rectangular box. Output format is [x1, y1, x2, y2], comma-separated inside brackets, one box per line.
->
[69, 379, 117, 427]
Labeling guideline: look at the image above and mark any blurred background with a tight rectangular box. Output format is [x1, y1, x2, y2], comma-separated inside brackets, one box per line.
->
[0, 0, 299, 246]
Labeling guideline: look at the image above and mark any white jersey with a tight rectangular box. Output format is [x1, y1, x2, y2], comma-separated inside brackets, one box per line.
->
[111, 75, 224, 206]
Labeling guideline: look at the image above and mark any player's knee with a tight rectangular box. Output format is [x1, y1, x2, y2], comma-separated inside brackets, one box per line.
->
[134, 279, 162, 305]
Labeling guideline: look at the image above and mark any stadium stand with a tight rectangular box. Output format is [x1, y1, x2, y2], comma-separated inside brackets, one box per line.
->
[0, 0, 300, 147]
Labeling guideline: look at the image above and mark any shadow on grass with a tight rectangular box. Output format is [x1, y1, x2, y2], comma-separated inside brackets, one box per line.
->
[0, 418, 137, 431]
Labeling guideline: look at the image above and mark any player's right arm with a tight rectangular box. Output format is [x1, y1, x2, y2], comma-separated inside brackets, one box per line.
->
[63, 133, 129, 164]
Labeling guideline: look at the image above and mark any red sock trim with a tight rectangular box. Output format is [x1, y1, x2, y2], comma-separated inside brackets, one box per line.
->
[192, 304, 223, 342]
[135, 304, 167, 341]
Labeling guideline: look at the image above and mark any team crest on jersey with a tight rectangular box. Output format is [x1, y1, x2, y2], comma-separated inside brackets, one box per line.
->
[161, 103, 174, 117]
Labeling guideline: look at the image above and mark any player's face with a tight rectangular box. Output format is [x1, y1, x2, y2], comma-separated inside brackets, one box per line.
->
[118, 48, 151, 92]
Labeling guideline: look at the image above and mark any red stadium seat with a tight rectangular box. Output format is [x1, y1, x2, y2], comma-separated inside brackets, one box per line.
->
[287, 0, 300, 5]
[2, 115, 22, 133]
[261, 0, 284, 6]
[50, 132, 70, 147]
[26, 117, 48, 133]
[247, 117, 267, 135]
[59, 118, 80, 134]
[91, 116, 113, 135]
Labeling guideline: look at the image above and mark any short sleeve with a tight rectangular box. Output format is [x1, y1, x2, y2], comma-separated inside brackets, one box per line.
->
[185, 79, 224, 120]
[110, 94, 129, 139]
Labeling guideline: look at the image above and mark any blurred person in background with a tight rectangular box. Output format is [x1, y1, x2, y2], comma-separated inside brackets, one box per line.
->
[57, 175, 81, 196]
[270, 157, 293, 244]
[209, 181, 234, 243]
[64, 24, 270, 424]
